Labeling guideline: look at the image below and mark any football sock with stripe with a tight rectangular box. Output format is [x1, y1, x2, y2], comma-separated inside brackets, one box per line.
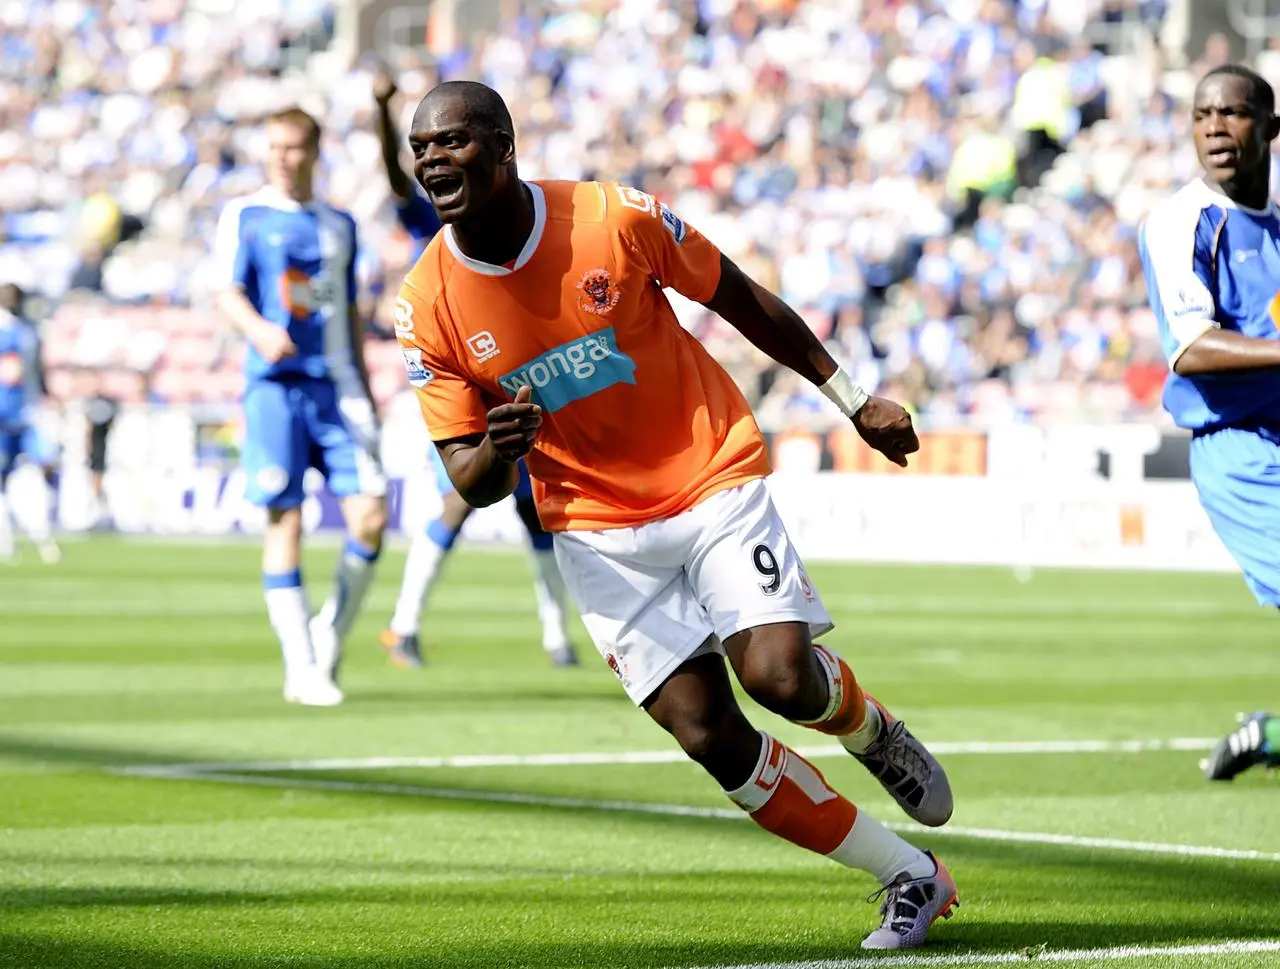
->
[797, 643, 883, 753]
[724, 732, 931, 884]
[321, 536, 381, 642]
[263, 569, 313, 675]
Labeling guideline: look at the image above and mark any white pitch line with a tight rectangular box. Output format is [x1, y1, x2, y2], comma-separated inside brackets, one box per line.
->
[111, 737, 1217, 776]
[683, 940, 1280, 969]
[131, 769, 746, 820]
[110, 767, 1280, 864]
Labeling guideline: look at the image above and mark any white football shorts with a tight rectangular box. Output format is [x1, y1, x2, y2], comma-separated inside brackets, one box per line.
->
[552, 477, 833, 705]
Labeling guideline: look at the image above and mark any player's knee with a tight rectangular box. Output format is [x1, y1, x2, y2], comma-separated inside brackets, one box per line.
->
[267, 505, 303, 533]
[739, 655, 823, 721]
[352, 502, 387, 545]
[669, 715, 730, 765]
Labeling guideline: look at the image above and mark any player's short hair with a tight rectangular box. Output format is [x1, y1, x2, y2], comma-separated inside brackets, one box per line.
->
[419, 81, 515, 139]
[265, 106, 322, 149]
[1199, 65, 1276, 117]
[0, 283, 22, 313]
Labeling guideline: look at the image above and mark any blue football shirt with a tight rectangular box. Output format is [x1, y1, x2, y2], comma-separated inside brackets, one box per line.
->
[0, 310, 40, 426]
[1139, 179, 1280, 431]
[214, 188, 360, 385]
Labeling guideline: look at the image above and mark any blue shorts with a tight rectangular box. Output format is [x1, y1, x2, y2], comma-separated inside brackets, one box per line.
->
[1191, 425, 1280, 605]
[0, 424, 53, 480]
[429, 448, 533, 502]
[242, 377, 386, 509]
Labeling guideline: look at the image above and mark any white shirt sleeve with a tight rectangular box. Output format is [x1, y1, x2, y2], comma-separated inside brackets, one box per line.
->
[210, 197, 252, 291]
[1138, 194, 1221, 367]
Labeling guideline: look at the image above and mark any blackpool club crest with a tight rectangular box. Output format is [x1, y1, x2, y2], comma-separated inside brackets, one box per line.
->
[577, 268, 620, 316]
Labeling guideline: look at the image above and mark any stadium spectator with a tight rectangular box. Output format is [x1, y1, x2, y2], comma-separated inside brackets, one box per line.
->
[0, 0, 1215, 438]
[82, 368, 119, 531]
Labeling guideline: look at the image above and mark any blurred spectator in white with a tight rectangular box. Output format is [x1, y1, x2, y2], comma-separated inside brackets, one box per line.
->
[0, 0, 1235, 437]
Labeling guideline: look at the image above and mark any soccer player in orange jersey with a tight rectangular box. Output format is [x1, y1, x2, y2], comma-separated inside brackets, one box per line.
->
[394, 81, 958, 950]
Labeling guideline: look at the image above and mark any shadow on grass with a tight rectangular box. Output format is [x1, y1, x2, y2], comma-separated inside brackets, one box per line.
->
[2, 842, 1279, 966]
[1, 914, 1278, 969]
[0, 732, 194, 769]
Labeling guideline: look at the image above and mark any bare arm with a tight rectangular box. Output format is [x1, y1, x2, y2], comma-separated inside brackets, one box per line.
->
[216, 289, 295, 363]
[1174, 329, 1280, 375]
[373, 71, 414, 203]
[701, 253, 918, 466]
[436, 386, 540, 507]
[348, 302, 375, 402]
[438, 436, 522, 507]
[703, 253, 837, 384]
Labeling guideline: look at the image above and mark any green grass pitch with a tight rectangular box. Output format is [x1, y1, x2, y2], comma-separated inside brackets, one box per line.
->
[2, 537, 1279, 968]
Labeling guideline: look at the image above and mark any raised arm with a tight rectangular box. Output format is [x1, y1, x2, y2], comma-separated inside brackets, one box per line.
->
[373, 67, 415, 204]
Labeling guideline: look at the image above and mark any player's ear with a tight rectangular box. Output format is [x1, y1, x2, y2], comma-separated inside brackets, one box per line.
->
[495, 132, 516, 165]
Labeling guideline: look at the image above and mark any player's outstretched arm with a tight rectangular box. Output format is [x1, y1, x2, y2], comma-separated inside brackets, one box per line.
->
[1175, 329, 1280, 375]
[703, 254, 919, 467]
[373, 67, 414, 203]
[437, 386, 540, 507]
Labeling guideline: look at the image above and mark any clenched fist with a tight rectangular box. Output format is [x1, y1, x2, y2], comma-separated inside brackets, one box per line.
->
[852, 396, 919, 468]
[486, 385, 542, 462]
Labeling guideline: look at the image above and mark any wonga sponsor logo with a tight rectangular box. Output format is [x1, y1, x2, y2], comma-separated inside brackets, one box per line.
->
[497, 328, 636, 413]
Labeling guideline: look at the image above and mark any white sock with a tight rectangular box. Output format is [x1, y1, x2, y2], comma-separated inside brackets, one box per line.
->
[527, 545, 570, 651]
[264, 572, 314, 677]
[839, 701, 883, 755]
[829, 810, 934, 885]
[317, 536, 380, 642]
[25, 477, 53, 544]
[0, 490, 13, 558]
[389, 521, 457, 636]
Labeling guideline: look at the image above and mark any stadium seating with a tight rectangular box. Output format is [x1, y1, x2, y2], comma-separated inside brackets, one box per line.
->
[2, 0, 1263, 431]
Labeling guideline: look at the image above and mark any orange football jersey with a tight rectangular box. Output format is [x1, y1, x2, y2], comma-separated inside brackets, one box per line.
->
[394, 180, 770, 531]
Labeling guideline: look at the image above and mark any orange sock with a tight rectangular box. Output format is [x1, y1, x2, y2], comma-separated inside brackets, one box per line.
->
[724, 733, 858, 856]
[802, 643, 867, 736]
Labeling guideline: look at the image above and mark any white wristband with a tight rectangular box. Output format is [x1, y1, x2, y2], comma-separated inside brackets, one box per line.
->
[818, 369, 869, 418]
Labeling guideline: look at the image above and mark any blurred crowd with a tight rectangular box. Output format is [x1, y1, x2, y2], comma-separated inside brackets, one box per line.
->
[2, 0, 1277, 431]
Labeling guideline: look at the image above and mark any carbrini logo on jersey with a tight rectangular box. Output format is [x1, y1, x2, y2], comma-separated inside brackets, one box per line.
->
[498, 328, 636, 412]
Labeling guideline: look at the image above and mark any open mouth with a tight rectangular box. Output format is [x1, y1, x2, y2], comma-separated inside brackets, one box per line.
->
[425, 172, 465, 206]
[1206, 146, 1238, 166]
